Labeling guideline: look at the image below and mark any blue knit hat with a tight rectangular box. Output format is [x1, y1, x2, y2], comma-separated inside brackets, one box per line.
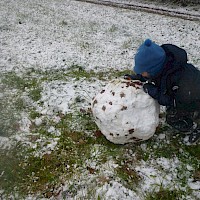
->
[134, 39, 166, 76]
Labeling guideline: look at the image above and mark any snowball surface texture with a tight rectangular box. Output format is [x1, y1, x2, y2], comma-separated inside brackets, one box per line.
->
[91, 79, 160, 144]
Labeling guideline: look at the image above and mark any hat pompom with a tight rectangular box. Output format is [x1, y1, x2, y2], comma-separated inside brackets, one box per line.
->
[144, 39, 152, 47]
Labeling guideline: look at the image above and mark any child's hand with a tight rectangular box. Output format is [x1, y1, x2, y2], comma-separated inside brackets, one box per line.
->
[143, 82, 156, 93]
[124, 74, 142, 80]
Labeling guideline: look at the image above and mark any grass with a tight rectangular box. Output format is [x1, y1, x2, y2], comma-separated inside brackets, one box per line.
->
[0, 66, 200, 199]
[0, 109, 123, 198]
[145, 187, 184, 200]
[115, 164, 141, 190]
[108, 24, 118, 33]
[0, 87, 23, 136]
[0, 144, 27, 194]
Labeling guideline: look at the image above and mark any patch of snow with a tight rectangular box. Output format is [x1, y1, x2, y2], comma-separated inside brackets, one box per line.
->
[135, 157, 188, 192]
[188, 179, 200, 190]
[34, 117, 43, 126]
[34, 137, 60, 157]
[39, 80, 76, 115]
[0, 136, 12, 149]
[140, 143, 147, 151]
[96, 181, 140, 200]
[0, 93, 4, 99]
[0, 190, 4, 196]
[183, 135, 191, 145]
[19, 112, 32, 133]
[186, 165, 194, 171]
[158, 133, 166, 140]
[192, 191, 200, 200]
[0, 0, 199, 73]
[47, 126, 56, 133]
[38, 78, 104, 115]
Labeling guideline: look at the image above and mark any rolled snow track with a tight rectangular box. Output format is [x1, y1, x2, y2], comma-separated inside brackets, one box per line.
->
[75, 0, 200, 21]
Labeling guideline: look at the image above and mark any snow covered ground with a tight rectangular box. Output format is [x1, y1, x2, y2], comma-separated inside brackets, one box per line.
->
[1, 0, 200, 73]
[0, 0, 200, 199]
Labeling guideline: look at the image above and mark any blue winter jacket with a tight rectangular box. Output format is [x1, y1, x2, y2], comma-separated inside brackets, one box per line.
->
[145, 44, 200, 111]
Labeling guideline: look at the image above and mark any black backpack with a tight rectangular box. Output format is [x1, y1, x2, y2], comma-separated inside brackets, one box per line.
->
[175, 63, 200, 111]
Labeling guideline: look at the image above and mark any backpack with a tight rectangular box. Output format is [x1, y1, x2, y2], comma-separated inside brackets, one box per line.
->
[175, 63, 200, 111]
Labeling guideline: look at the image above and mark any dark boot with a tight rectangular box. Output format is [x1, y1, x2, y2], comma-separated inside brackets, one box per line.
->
[166, 108, 194, 132]
[170, 119, 194, 132]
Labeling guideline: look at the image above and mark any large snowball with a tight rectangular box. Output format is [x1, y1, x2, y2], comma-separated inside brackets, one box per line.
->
[91, 79, 160, 144]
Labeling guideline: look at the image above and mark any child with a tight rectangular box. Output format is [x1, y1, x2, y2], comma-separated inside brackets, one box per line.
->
[125, 39, 200, 143]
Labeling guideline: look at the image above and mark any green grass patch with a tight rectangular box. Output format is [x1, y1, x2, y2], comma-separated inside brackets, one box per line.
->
[2, 72, 28, 90]
[0, 144, 27, 195]
[24, 65, 133, 82]
[29, 110, 41, 119]
[0, 92, 22, 136]
[2, 71, 39, 90]
[115, 164, 140, 190]
[2, 66, 134, 90]
[146, 188, 185, 200]
[28, 87, 42, 102]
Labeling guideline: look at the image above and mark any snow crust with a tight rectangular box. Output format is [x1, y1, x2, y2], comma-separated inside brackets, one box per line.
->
[0, 0, 199, 73]
[0, 136, 12, 149]
[91, 79, 160, 144]
[96, 181, 140, 200]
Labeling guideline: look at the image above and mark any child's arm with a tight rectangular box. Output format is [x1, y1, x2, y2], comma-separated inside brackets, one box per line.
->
[124, 74, 146, 82]
[143, 83, 173, 106]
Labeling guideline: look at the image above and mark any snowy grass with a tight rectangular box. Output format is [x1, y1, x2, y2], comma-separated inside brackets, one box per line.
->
[1, 68, 200, 199]
[0, 0, 200, 199]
